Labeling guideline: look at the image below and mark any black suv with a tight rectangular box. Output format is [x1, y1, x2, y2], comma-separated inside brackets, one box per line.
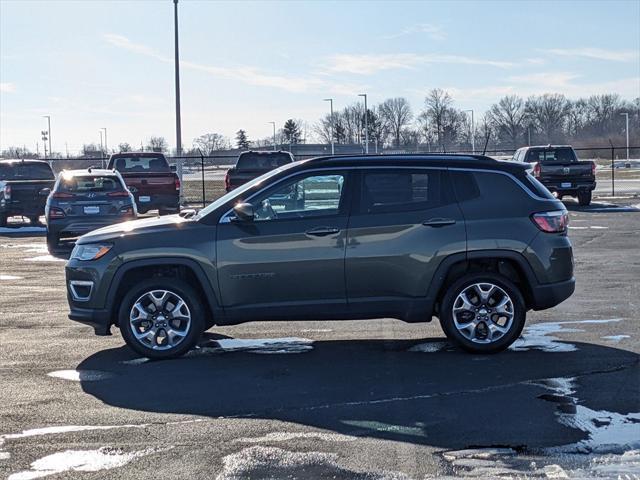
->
[66, 154, 575, 359]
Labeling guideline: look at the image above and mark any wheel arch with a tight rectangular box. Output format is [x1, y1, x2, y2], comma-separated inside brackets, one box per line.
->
[106, 257, 221, 328]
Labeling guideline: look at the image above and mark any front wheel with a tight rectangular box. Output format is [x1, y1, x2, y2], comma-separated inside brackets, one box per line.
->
[119, 279, 205, 359]
[577, 190, 592, 206]
[439, 273, 526, 354]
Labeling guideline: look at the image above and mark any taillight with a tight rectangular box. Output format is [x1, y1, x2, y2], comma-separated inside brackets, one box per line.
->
[590, 161, 596, 176]
[48, 207, 66, 219]
[224, 172, 231, 191]
[532, 162, 541, 177]
[175, 177, 181, 191]
[108, 190, 130, 197]
[3, 184, 11, 200]
[52, 192, 75, 199]
[531, 210, 569, 233]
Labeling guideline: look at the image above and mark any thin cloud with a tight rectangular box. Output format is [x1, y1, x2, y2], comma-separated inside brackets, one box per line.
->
[103, 33, 364, 95]
[541, 47, 639, 62]
[384, 23, 446, 41]
[1, 82, 16, 93]
[323, 53, 516, 75]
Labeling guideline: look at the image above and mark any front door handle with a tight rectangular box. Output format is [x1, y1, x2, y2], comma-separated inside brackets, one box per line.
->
[306, 226, 340, 236]
[422, 218, 456, 228]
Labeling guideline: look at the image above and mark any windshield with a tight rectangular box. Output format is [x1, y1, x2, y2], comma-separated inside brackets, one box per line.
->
[525, 148, 577, 163]
[112, 155, 169, 172]
[195, 162, 301, 219]
[236, 152, 292, 170]
[0, 162, 54, 180]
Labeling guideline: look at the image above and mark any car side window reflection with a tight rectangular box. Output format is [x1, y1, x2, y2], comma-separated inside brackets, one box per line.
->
[251, 174, 346, 221]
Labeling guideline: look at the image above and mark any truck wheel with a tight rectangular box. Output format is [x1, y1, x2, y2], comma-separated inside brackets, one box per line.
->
[29, 216, 42, 226]
[0, 214, 6, 227]
[119, 278, 205, 359]
[46, 231, 60, 254]
[577, 191, 592, 206]
[439, 273, 526, 354]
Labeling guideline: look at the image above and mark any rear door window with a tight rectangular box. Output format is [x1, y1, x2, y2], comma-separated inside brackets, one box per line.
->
[112, 155, 169, 173]
[358, 170, 444, 214]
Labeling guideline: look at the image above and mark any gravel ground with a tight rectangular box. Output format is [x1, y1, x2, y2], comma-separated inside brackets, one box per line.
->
[0, 200, 638, 479]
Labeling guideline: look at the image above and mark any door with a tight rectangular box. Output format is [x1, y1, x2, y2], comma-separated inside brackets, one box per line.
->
[216, 170, 351, 317]
[346, 168, 466, 306]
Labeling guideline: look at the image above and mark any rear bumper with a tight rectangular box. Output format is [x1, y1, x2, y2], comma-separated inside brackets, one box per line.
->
[134, 194, 179, 211]
[529, 277, 575, 310]
[48, 216, 135, 237]
[541, 180, 596, 194]
[0, 201, 45, 217]
[69, 307, 112, 335]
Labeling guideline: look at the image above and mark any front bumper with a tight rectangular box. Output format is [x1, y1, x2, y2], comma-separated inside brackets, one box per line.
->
[69, 306, 113, 335]
[529, 277, 575, 310]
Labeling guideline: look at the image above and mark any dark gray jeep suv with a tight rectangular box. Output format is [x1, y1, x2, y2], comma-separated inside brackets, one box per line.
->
[65, 155, 575, 359]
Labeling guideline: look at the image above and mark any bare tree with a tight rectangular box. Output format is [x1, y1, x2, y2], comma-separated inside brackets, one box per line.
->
[1, 146, 36, 159]
[422, 89, 454, 148]
[118, 142, 132, 152]
[192, 133, 230, 155]
[486, 95, 527, 148]
[524, 94, 570, 143]
[379, 97, 413, 147]
[146, 136, 169, 153]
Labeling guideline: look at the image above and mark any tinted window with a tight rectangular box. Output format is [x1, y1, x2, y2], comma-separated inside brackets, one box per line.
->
[112, 155, 169, 172]
[360, 170, 441, 213]
[0, 162, 54, 180]
[59, 175, 124, 193]
[251, 173, 345, 221]
[451, 171, 481, 202]
[525, 148, 577, 163]
[236, 152, 292, 170]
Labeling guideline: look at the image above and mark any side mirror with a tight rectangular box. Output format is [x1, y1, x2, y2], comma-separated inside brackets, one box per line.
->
[170, 165, 177, 173]
[39, 187, 51, 197]
[232, 202, 254, 222]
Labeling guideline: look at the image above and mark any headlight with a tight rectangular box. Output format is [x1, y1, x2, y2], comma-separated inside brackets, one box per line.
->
[70, 243, 113, 261]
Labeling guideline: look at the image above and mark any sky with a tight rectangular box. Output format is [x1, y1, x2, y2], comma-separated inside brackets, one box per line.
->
[1, 0, 639, 155]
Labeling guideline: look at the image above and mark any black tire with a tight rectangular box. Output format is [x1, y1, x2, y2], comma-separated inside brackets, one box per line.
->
[439, 272, 526, 354]
[119, 278, 205, 359]
[0, 214, 6, 227]
[577, 190, 592, 206]
[46, 231, 60, 254]
[29, 216, 42, 226]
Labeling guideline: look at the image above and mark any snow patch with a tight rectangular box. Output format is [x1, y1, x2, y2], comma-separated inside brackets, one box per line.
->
[601, 335, 630, 343]
[510, 319, 622, 353]
[589, 225, 609, 229]
[0, 275, 22, 280]
[7, 446, 167, 480]
[235, 431, 358, 444]
[47, 370, 114, 382]
[25, 255, 64, 262]
[300, 328, 333, 333]
[216, 446, 407, 480]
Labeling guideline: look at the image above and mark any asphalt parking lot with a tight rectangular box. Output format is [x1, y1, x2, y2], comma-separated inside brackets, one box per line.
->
[1, 200, 639, 479]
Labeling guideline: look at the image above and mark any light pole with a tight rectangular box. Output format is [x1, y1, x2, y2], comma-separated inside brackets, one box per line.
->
[358, 94, 368, 154]
[268, 122, 276, 151]
[323, 98, 334, 155]
[463, 109, 474, 154]
[620, 112, 629, 164]
[99, 130, 104, 167]
[42, 116, 51, 158]
[101, 127, 108, 155]
[173, 0, 183, 203]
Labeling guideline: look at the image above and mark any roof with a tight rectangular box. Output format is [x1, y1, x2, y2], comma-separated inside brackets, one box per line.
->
[109, 152, 166, 157]
[299, 153, 527, 174]
[520, 145, 574, 149]
[0, 159, 51, 165]
[60, 168, 120, 177]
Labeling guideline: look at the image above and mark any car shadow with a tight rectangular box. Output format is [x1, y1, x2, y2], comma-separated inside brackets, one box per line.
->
[77, 334, 639, 451]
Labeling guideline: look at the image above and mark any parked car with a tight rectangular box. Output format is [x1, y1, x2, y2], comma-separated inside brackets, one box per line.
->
[510, 145, 596, 206]
[225, 150, 294, 192]
[45, 169, 137, 253]
[107, 152, 180, 215]
[0, 159, 55, 227]
[66, 154, 575, 359]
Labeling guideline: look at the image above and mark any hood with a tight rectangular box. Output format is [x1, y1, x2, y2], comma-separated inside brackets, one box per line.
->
[78, 214, 193, 244]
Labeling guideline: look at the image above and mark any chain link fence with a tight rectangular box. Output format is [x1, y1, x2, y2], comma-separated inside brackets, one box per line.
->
[40, 145, 640, 208]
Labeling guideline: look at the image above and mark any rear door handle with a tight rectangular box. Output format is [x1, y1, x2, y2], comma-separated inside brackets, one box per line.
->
[422, 218, 456, 228]
[306, 226, 340, 236]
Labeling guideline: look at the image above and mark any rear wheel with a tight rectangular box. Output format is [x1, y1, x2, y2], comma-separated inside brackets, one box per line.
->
[119, 278, 205, 359]
[0, 214, 6, 227]
[577, 190, 592, 206]
[439, 273, 526, 353]
[46, 231, 60, 254]
[29, 215, 42, 226]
